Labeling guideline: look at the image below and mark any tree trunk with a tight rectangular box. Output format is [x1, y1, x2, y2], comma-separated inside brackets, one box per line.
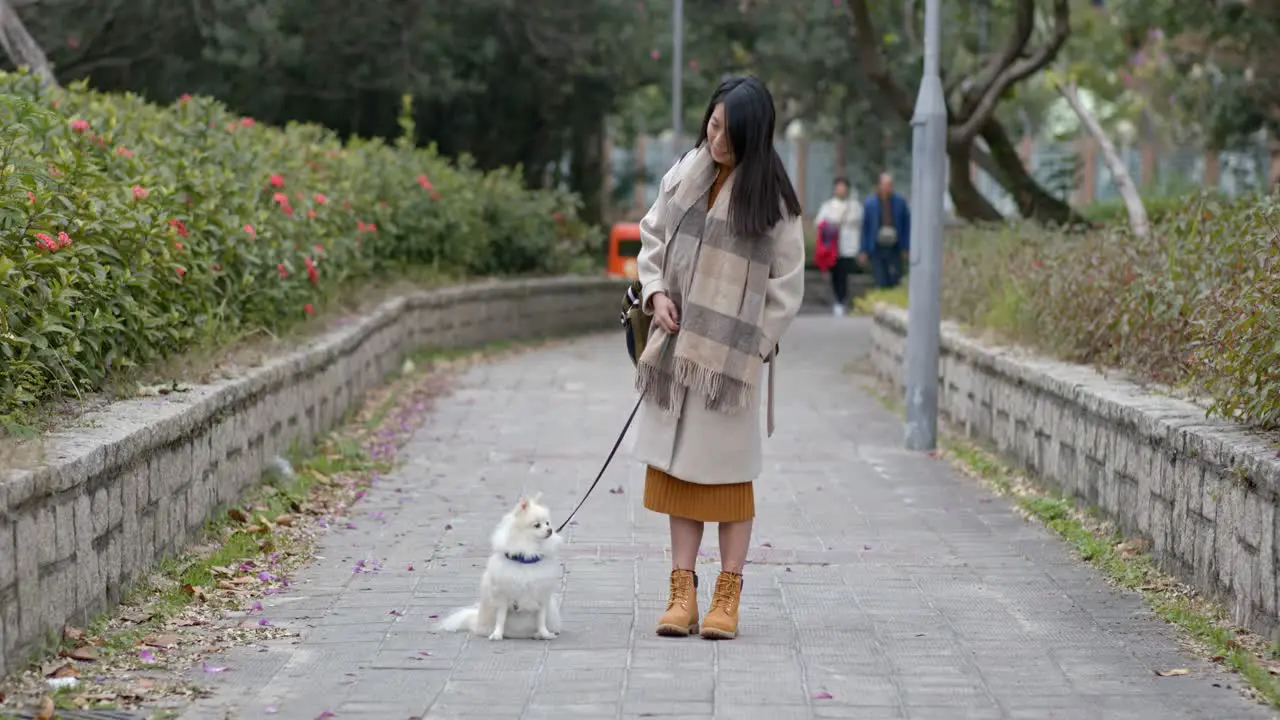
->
[1056, 81, 1148, 238]
[979, 117, 1083, 225]
[0, 0, 56, 87]
[947, 141, 1003, 222]
[570, 112, 605, 226]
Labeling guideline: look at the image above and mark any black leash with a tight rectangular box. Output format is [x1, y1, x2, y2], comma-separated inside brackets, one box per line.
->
[556, 394, 644, 533]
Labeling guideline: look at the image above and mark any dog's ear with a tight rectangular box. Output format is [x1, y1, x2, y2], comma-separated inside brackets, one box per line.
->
[517, 496, 529, 512]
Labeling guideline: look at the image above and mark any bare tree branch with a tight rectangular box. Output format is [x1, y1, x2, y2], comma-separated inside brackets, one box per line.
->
[1055, 80, 1148, 238]
[949, 0, 1070, 145]
[845, 0, 914, 121]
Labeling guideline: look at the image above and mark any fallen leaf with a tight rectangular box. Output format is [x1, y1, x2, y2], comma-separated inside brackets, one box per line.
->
[1156, 668, 1190, 677]
[62, 625, 85, 643]
[275, 514, 295, 526]
[259, 539, 277, 553]
[182, 584, 209, 602]
[35, 695, 55, 720]
[227, 507, 250, 523]
[144, 633, 180, 648]
[389, 609, 404, 617]
[64, 646, 98, 662]
[211, 565, 236, 577]
[47, 662, 79, 678]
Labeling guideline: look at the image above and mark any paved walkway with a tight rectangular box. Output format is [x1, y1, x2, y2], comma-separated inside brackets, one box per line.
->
[181, 317, 1274, 720]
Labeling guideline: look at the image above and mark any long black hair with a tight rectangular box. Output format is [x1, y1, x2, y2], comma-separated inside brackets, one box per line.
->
[695, 75, 803, 238]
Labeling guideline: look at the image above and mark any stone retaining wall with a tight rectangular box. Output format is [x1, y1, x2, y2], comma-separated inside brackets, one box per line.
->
[871, 305, 1280, 642]
[0, 276, 621, 675]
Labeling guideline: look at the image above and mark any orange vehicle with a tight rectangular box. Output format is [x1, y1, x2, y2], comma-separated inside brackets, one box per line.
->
[606, 222, 642, 279]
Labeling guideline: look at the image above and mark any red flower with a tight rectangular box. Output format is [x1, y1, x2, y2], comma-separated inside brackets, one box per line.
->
[212, 263, 223, 271]
[132, 185, 149, 200]
[367, 223, 377, 233]
[169, 219, 189, 237]
[269, 174, 284, 189]
[34, 233, 56, 251]
[174, 242, 184, 251]
[314, 193, 327, 205]
[69, 119, 89, 133]
[175, 266, 186, 278]
[553, 211, 565, 223]
[244, 224, 256, 237]
[278, 263, 289, 279]
[357, 220, 367, 233]
[240, 117, 256, 128]
[57, 232, 71, 248]
[307, 209, 317, 219]
[430, 190, 441, 201]
[272, 192, 289, 205]
[417, 174, 433, 190]
[313, 244, 325, 254]
[304, 256, 318, 285]
[304, 303, 315, 316]
[116, 146, 133, 158]
[26, 191, 35, 204]
[282, 204, 294, 217]
[179, 93, 193, 104]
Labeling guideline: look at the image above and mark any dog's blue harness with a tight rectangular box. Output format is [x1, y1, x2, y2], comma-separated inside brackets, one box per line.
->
[504, 552, 543, 564]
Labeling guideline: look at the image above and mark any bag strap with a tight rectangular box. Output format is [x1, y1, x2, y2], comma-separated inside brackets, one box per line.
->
[556, 393, 644, 534]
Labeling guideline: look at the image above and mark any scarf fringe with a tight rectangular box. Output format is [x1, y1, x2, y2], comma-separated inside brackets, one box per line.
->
[637, 356, 753, 416]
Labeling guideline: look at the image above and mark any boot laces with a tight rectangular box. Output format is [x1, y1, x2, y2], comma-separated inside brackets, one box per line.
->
[709, 573, 739, 613]
[668, 571, 692, 609]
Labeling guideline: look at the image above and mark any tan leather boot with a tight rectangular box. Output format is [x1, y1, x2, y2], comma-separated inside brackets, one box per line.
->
[656, 569, 699, 637]
[700, 571, 742, 640]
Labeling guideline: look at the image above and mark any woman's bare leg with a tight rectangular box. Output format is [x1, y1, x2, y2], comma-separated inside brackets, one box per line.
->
[717, 520, 753, 574]
[670, 516, 705, 569]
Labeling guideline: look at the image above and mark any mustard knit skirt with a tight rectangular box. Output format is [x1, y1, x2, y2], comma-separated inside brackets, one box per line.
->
[643, 466, 755, 522]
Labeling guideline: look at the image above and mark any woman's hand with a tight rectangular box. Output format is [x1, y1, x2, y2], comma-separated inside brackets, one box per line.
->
[651, 292, 680, 333]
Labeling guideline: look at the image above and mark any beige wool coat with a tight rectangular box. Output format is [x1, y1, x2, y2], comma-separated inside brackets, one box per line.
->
[627, 154, 806, 486]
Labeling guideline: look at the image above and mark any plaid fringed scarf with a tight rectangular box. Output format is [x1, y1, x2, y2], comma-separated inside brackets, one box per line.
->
[636, 147, 773, 416]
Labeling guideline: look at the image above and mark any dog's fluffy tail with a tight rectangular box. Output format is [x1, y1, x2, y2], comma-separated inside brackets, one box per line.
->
[438, 606, 478, 633]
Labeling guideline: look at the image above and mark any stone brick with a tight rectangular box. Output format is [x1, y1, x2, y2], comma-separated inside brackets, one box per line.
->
[0, 516, 12, 590]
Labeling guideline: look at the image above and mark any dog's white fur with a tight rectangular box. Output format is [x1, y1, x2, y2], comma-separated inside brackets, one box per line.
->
[437, 493, 564, 641]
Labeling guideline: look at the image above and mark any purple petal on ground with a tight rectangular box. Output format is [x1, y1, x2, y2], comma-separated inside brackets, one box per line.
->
[418, 650, 432, 656]
[345, 523, 358, 530]
[139, 650, 156, 662]
[316, 713, 335, 720]
[258, 618, 272, 627]
[264, 707, 278, 715]
[264, 588, 278, 595]
[202, 662, 228, 673]
[389, 609, 404, 616]
[251, 601, 263, 612]
[428, 614, 439, 619]
[258, 571, 275, 582]
[812, 692, 834, 700]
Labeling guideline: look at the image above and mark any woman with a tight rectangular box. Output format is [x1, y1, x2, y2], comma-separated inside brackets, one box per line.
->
[814, 177, 863, 315]
[630, 75, 805, 640]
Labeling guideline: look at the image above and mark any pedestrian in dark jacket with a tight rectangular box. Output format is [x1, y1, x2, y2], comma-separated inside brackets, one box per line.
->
[859, 173, 910, 289]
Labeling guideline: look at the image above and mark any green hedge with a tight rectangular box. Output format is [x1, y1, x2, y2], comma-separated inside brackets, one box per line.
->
[940, 194, 1280, 429]
[0, 72, 599, 423]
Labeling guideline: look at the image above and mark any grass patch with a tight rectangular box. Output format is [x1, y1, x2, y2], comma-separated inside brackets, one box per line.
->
[943, 438, 1280, 707]
[851, 285, 909, 315]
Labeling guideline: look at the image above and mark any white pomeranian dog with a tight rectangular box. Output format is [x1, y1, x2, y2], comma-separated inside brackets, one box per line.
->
[438, 494, 564, 641]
